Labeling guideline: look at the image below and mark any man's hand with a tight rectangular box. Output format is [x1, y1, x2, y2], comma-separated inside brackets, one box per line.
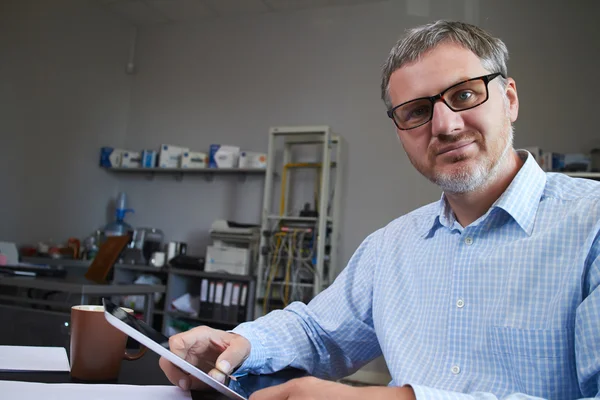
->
[249, 376, 416, 400]
[158, 326, 251, 391]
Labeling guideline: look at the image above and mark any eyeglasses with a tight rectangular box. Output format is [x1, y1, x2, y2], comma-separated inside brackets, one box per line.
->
[387, 72, 505, 130]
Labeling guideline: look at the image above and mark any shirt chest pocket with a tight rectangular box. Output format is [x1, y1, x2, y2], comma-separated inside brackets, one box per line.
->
[490, 326, 578, 399]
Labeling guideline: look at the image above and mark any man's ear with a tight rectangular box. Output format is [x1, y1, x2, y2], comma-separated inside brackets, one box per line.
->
[505, 77, 519, 123]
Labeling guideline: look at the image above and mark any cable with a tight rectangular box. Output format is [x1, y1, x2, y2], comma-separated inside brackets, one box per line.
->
[282, 231, 296, 307]
[263, 232, 285, 315]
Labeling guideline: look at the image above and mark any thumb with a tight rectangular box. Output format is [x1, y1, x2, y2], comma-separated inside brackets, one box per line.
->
[213, 334, 251, 375]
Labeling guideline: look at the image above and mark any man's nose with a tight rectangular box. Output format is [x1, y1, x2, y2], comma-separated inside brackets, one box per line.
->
[430, 100, 464, 137]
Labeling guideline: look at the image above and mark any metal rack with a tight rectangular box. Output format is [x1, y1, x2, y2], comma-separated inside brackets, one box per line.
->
[256, 126, 343, 316]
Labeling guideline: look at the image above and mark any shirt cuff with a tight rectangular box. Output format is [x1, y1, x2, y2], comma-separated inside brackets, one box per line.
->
[410, 384, 476, 400]
[231, 322, 269, 375]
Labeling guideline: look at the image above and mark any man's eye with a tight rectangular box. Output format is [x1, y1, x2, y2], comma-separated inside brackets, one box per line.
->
[405, 105, 430, 121]
[455, 91, 473, 101]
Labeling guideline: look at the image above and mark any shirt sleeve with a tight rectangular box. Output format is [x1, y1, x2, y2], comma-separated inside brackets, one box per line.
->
[232, 229, 383, 379]
[575, 226, 600, 397]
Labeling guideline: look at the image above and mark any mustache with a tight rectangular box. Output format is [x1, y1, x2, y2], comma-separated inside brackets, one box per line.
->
[429, 132, 479, 154]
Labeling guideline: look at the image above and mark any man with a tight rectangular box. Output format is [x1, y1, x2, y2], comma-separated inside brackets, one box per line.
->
[160, 20, 600, 399]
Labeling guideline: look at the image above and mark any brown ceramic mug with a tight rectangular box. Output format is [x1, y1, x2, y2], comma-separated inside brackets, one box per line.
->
[70, 305, 147, 381]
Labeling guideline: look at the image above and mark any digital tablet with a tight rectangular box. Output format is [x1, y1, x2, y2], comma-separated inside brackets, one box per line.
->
[102, 298, 248, 399]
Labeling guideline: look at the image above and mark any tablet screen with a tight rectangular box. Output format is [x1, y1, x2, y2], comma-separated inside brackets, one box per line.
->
[103, 299, 249, 398]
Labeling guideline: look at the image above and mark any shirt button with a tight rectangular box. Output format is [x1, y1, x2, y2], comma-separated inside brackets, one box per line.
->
[451, 365, 461, 375]
[464, 236, 473, 245]
[456, 299, 465, 308]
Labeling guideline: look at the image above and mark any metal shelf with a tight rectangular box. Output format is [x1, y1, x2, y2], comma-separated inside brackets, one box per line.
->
[115, 264, 167, 274]
[21, 257, 165, 274]
[104, 167, 267, 174]
[168, 267, 254, 281]
[257, 126, 343, 317]
[267, 215, 333, 222]
[165, 310, 237, 327]
[103, 166, 268, 182]
[268, 280, 318, 288]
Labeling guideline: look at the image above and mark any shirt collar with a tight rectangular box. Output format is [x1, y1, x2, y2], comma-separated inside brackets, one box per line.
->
[421, 150, 546, 237]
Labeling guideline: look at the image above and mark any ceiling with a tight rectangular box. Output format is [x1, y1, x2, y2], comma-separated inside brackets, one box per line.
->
[95, 0, 388, 26]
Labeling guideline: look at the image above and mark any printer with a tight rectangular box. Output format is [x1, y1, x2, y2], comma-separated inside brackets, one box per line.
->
[204, 220, 259, 276]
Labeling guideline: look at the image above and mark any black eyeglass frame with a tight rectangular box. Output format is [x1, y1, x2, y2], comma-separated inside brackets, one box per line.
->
[386, 72, 505, 130]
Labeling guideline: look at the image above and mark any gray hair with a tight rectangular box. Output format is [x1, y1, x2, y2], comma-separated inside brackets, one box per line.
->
[381, 20, 509, 110]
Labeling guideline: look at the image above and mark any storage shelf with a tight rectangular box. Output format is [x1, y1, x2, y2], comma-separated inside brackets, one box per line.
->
[104, 167, 267, 174]
[115, 264, 168, 273]
[268, 280, 317, 288]
[165, 310, 238, 327]
[168, 267, 254, 281]
[21, 257, 165, 274]
[103, 166, 268, 182]
[267, 215, 333, 222]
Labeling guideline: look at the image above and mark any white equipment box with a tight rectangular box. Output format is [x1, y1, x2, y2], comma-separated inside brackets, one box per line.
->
[205, 245, 251, 275]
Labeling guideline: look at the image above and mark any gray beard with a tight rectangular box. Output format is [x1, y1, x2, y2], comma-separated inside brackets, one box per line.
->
[433, 126, 514, 194]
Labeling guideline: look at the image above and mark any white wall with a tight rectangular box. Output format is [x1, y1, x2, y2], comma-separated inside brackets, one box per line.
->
[0, 0, 133, 245]
[122, 0, 600, 267]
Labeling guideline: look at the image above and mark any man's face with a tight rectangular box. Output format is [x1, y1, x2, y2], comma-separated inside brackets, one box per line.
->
[387, 42, 519, 193]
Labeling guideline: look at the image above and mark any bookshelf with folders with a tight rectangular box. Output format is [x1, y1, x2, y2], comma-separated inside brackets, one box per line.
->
[162, 268, 255, 336]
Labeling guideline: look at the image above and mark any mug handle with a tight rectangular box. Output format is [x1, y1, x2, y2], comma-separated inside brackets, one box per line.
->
[123, 345, 148, 361]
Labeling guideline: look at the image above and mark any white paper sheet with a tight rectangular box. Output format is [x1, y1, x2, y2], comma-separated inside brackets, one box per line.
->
[0, 346, 70, 372]
[0, 380, 192, 400]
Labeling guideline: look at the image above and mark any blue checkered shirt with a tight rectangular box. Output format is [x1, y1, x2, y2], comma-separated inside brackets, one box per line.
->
[234, 151, 600, 399]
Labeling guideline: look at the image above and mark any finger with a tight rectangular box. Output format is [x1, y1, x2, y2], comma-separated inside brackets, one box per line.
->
[214, 334, 251, 375]
[159, 356, 189, 389]
[168, 326, 213, 359]
[158, 355, 213, 391]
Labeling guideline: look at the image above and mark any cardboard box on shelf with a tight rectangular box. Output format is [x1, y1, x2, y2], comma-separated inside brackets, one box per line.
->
[121, 151, 142, 168]
[141, 150, 157, 168]
[181, 151, 208, 169]
[159, 144, 189, 168]
[239, 151, 267, 169]
[99, 147, 125, 168]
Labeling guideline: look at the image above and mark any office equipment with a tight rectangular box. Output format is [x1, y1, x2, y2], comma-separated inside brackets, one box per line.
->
[205, 245, 251, 275]
[168, 254, 204, 270]
[0, 346, 70, 372]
